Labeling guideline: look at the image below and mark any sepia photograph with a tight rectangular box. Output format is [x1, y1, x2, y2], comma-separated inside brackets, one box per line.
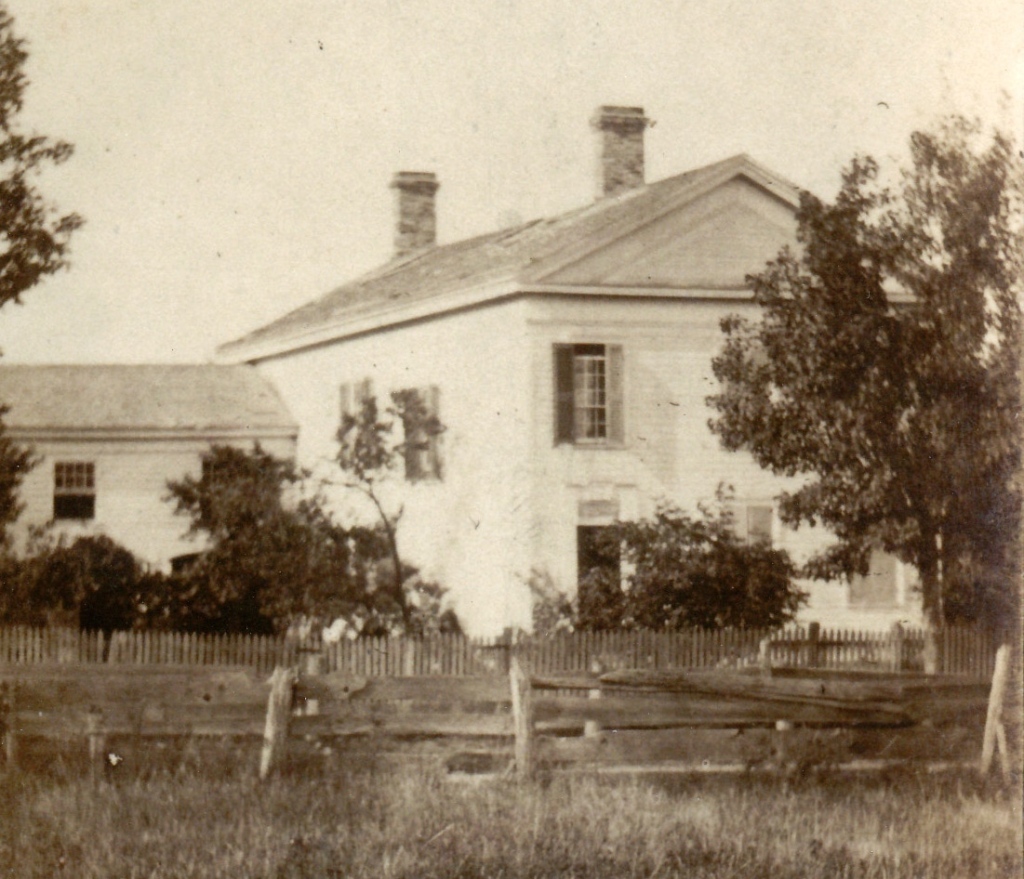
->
[0, 1, 1020, 876]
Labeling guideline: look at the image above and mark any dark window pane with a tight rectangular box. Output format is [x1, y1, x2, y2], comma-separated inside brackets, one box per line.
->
[577, 525, 620, 585]
[54, 494, 95, 520]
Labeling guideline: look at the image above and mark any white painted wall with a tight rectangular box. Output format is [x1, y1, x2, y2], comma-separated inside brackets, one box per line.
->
[523, 292, 922, 629]
[253, 290, 922, 635]
[11, 434, 296, 569]
[254, 298, 535, 635]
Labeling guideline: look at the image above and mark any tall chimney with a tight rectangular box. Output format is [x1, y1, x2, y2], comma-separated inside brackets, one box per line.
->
[591, 106, 649, 199]
[390, 171, 439, 258]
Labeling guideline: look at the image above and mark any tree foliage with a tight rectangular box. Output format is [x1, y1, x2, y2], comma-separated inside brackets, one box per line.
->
[571, 502, 803, 631]
[708, 117, 1022, 629]
[161, 444, 387, 634]
[0, 5, 81, 311]
[0, 5, 82, 545]
[335, 390, 443, 629]
[0, 413, 30, 544]
[0, 533, 149, 631]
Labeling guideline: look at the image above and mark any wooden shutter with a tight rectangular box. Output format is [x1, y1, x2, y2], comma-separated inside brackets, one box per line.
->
[427, 384, 442, 479]
[356, 378, 374, 407]
[554, 344, 575, 444]
[607, 344, 625, 444]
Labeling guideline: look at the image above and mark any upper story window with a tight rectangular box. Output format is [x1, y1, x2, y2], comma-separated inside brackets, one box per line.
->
[54, 461, 95, 520]
[402, 385, 442, 482]
[728, 502, 773, 545]
[554, 343, 624, 445]
[339, 377, 374, 424]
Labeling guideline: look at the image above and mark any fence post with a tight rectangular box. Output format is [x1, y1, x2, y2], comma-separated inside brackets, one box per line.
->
[774, 719, 793, 771]
[0, 682, 15, 770]
[85, 707, 106, 784]
[889, 622, 905, 672]
[980, 644, 1011, 780]
[259, 666, 296, 781]
[758, 636, 772, 677]
[806, 622, 821, 669]
[509, 645, 534, 781]
[922, 628, 940, 675]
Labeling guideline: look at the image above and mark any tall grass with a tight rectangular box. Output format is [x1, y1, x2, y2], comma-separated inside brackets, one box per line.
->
[0, 759, 1019, 878]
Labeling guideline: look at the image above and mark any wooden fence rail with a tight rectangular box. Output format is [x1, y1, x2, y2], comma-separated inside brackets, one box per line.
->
[0, 624, 1000, 679]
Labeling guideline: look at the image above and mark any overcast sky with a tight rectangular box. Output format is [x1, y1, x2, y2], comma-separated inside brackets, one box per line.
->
[0, 0, 1019, 364]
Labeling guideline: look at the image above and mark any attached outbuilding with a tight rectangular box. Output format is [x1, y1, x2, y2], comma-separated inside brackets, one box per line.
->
[0, 363, 297, 569]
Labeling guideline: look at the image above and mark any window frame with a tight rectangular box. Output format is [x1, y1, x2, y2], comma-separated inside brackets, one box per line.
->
[53, 460, 96, 521]
[554, 343, 625, 447]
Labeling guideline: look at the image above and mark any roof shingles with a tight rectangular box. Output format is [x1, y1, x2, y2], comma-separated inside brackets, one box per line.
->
[0, 364, 297, 433]
[219, 154, 801, 359]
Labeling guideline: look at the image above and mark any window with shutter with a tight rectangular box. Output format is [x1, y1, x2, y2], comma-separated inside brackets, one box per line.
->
[553, 343, 624, 446]
[341, 378, 374, 423]
[403, 385, 442, 482]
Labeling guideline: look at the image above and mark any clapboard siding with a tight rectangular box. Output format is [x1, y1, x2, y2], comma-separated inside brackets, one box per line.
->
[11, 435, 296, 569]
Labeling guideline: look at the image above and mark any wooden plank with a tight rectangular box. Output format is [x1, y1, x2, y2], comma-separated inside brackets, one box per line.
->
[531, 692, 912, 733]
[292, 712, 513, 738]
[341, 676, 509, 703]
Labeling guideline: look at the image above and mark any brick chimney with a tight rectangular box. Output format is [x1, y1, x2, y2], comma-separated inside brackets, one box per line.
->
[390, 171, 439, 258]
[591, 106, 649, 199]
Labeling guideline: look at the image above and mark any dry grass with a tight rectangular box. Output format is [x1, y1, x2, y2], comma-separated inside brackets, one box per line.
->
[0, 751, 1019, 878]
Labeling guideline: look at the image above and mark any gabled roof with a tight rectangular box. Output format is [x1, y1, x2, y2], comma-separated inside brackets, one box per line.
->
[0, 364, 297, 437]
[218, 154, 801, 363]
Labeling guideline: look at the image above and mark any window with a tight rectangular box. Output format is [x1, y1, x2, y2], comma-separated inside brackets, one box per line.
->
[54, 461, 95, 520]
[339, 377, 374, 424]
[554, 344, 624, 445]
[402, 385, 442, 482]
[745, 505, 773, 545]
[729, 502, 773, 545]
[849, 551, 901, 609]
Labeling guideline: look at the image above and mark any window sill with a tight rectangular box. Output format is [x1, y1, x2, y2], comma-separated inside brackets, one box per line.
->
[555, 441, 628, 451]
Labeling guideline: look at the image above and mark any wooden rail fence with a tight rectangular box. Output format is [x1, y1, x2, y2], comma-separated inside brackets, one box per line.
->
[0, 659, 999, 781]
[0, 623, 1000, 678]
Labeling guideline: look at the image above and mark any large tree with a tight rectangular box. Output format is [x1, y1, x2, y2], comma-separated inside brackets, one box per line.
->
[163, 445, 386, 634]
[0, 5, 83, 542]
[708, 117, 1021, 631]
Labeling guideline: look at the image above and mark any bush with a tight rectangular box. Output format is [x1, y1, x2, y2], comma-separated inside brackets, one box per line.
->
[575, 500, 805, 631]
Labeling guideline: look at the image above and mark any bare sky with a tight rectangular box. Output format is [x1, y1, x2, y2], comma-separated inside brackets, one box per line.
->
[0, 0, 1019, 364]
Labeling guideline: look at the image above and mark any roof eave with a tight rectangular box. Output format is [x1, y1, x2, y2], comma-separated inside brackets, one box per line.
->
[6, 426, 299, 443]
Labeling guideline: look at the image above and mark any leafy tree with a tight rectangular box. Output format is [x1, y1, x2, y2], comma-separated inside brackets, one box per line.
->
[335, 390, 443, 629]
[0, 533, 145, 631]
[575, 502, 803, 631]
[163, 444, 386, 634]
[0, 414, 30, 545]
[0, 5, 82, 544]
[708, 117, 1021, 631]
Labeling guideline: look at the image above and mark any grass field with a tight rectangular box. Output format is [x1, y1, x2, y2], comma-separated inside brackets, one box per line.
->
[0, 743, 1020, 879]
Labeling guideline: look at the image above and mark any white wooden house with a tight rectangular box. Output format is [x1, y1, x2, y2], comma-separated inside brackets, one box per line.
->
[0, 364, 297, 569]
[219, 106, 921, 635]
